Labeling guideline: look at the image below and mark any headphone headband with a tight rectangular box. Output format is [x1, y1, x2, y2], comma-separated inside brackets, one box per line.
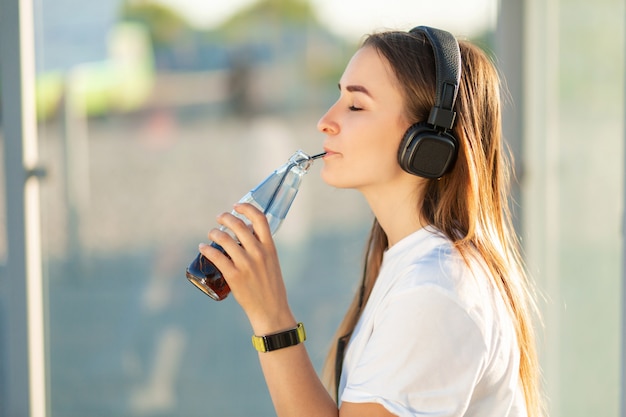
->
[409, 26, 461, 130]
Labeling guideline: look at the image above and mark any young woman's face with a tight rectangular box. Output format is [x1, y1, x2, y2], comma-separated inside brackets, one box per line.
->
[317, 45, 411, 192]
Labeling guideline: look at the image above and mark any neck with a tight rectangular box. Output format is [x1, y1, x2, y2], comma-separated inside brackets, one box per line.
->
[360, 177, 427, 247]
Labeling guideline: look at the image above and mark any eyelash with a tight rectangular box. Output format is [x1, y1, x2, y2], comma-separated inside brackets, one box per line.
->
[349, 105, 363, 111]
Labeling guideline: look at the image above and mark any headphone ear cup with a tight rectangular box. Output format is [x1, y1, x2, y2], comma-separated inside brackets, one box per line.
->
[398, 123, 458, 179]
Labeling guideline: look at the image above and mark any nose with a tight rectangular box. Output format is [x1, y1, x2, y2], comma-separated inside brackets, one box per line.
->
[317, 105, 339, 135]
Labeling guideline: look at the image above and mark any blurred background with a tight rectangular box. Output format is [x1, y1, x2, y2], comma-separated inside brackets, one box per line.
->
[0, 0, 623, 416]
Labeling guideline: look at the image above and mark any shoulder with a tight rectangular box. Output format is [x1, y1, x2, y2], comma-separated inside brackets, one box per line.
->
[343, 229, 522, 416]
[376, 228, 504, 346]
[382, 228, 476, 302]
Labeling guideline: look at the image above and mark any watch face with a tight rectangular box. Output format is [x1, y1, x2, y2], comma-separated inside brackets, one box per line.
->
[265, 330, 299, 351]
[252, 323, 306, 352]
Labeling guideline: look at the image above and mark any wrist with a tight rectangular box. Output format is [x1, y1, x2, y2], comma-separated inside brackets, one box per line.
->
[249, 311, 297, 336]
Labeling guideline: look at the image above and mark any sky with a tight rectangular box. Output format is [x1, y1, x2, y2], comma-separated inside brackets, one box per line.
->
[151, 0, 498, 41]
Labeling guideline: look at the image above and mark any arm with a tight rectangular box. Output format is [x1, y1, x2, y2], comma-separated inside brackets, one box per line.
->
[198, 203, 333, 417]
[199, 203, 396, 417]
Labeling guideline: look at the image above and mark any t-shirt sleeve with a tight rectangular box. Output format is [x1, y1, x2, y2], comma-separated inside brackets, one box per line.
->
[340, 284, 488, 417]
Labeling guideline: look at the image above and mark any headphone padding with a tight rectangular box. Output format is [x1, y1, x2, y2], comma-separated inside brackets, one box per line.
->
[398, 122, 458, 179]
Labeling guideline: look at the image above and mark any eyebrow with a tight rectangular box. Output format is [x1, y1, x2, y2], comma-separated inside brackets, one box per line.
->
[338, 83, 373, 98]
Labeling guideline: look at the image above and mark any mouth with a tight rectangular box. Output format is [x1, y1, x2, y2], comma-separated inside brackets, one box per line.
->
[323, 148, 338, 158]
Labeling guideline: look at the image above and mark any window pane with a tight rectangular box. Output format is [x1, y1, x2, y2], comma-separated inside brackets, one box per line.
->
[0, 0, 5, 264]
[34, 2, 369, 415]
[32, 1, 626, 416]
[521, 0, 624, 416]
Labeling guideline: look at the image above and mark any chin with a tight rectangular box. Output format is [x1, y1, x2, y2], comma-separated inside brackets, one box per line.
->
[321, 171, 356, 189]
[321, 163, 372, 189]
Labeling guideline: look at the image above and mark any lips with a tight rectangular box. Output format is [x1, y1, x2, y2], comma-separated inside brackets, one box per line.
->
[323, 147, 338, 157]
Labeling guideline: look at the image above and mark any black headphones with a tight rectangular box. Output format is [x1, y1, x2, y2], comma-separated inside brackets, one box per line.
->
[397, 26, 462, 179]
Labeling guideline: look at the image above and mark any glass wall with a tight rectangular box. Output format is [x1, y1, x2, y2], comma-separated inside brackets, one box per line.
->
[0, 0, 624, 416]
[32, 1, 369, 415]
[519, 0, 624, 416]
[0, 13, 4, 266]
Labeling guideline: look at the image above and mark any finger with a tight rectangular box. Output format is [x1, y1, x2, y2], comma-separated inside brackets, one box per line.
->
[208, 226, 242, 258]
[214, 211, 258, 247]
[233, 203, 272, 242]
[198, 241, 235, 277]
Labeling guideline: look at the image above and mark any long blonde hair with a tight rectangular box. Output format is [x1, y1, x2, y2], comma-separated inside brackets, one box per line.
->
[322, 30, 543, 417]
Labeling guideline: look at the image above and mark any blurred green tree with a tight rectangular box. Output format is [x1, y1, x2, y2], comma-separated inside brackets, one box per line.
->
[118, 1, 192, 48]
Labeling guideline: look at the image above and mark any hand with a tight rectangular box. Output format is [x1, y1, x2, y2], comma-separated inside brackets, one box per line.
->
[199, 203, 296, 334]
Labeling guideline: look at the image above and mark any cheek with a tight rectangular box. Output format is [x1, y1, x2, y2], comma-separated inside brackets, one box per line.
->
[320, 117, 408, 187]
[365, 129, 403, 169]
[319, 144, 402, 188]
[347, 133, 397, 173]
[351, 122, 404, 171]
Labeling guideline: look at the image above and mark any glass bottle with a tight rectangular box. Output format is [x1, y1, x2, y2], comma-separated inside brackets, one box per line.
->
[186, 149, 322, 301]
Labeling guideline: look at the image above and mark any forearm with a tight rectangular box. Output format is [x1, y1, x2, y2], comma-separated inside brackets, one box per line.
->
[201, 206, 337, 415]
[258, 343, 338, 417]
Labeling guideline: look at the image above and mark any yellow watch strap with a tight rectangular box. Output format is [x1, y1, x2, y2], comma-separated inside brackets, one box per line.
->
[251, 322, 306, 352]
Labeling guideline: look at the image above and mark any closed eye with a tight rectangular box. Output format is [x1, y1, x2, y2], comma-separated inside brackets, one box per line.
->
[349, 105, 363, 111]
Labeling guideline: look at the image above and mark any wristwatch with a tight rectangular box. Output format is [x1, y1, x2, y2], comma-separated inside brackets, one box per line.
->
[251, 322, 306, 353]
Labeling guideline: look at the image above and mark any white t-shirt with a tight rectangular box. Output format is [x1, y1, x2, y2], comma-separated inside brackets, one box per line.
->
[338, 227, 526, 417]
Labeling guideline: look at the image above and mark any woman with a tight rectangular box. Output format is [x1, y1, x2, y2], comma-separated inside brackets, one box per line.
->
[199, 26, 543, 417]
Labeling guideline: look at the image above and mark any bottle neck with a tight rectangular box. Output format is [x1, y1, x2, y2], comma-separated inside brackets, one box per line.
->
[288, 150, 314, 173]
